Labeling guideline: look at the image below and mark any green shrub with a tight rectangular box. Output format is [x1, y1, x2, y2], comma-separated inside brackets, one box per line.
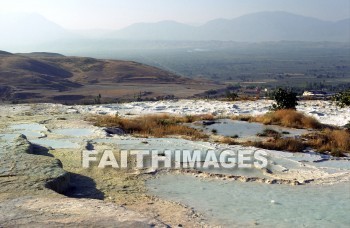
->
[332, 89, 350, 108]
[226, 91, 238, 101]
[271, 88, 298, 110]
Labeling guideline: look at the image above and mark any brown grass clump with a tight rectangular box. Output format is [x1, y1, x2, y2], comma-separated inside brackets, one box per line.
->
[256, 128, 282, 138]
[218, 137, 238, 145]
[231, 115, 253, 122]
[305, 129, 350, 155]
[183, 114, 215, 123]
[247, 138, 306, 152]
[89, 114, 209, 139]
[246, 129, 350, 155]
[90, 114, 123, 128]
[252, 109, 323, 129]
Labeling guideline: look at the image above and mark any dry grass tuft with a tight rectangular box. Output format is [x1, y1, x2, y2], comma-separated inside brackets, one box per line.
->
[231, 115, 253, 122]
[247, 138, 306, 152]
[88, 112, 349, 157]
[218, 137, 238, 145]
[305, 129, 350, 155]
[89, 114, 209, 139]
[246, 128, 350, 156]
[183, 114, 215, 123]
[256, 128, 282, 138]
[252, 109, 323, 129]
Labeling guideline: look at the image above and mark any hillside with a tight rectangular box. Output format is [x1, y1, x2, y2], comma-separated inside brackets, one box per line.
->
[0, 51, 210, 103]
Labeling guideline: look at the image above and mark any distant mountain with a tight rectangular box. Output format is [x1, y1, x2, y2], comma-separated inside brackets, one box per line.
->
[111, 11, 349, 42]
[0, 13, 75, 49]
[199, 12, 330, 41]
[69, 29, 115, 39]
[335, 18, 350, 26]
[334, 18, 350, 35]
[0, 11, 349, 52]
[109, 20, 196, 40]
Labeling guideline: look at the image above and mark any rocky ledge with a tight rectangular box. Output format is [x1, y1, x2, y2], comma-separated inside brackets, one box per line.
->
[0, 134, 70, 195]
[0, 135, 164, 227]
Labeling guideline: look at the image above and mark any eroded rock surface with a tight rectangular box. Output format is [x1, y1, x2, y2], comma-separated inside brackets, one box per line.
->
[0, 135, 164, 227]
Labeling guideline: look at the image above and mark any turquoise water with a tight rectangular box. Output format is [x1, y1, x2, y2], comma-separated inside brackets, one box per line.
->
[93, 138, 215, 155]
[52, 128, 95, 137]
[193, 119, 307, 139]
[196, 166, 270, 179]
[30, 139, 80, 149]
[10, 123, 47, 131]
[0, 134, 18, 142]
[93, 138, 271, 176]
[284, 154, 350, 172]
[13, 130, 43, 138]
[311, 160, 350, 170]
[147, 175, 350, 227]
[10, 123, 47, 139]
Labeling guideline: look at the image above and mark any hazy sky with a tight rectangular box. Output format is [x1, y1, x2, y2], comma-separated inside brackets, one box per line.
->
[0, 0, 349, 29]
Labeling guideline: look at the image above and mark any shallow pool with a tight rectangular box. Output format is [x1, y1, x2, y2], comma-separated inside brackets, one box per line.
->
[288, 154, 350, 171]
[93, 137, 215, 151]
[10, 123, 47, 139]
[196, 166, 270, 179]
[0, 134, 18, 142]
[30, 139, 80, 149]
[147, 174, 350, 227]
[311, 160, 350, 170]
[52, 128, 95, 137]
[193, 119, 308, 139]
[10, 123, 47, 132]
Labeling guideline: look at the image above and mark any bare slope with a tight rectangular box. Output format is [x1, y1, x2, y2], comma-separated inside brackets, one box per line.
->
[0, 51, 205, 102]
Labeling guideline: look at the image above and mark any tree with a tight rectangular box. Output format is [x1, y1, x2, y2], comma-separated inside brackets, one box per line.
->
[332, 89, 350, 108]
[94, 94, 102, 104]
[271, 88, 298, 110]
[226, 91, 238, 101]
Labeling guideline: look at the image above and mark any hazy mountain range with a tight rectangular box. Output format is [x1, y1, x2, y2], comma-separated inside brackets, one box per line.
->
[0, 11, 349, 51]
[111, 12, 350, 42]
